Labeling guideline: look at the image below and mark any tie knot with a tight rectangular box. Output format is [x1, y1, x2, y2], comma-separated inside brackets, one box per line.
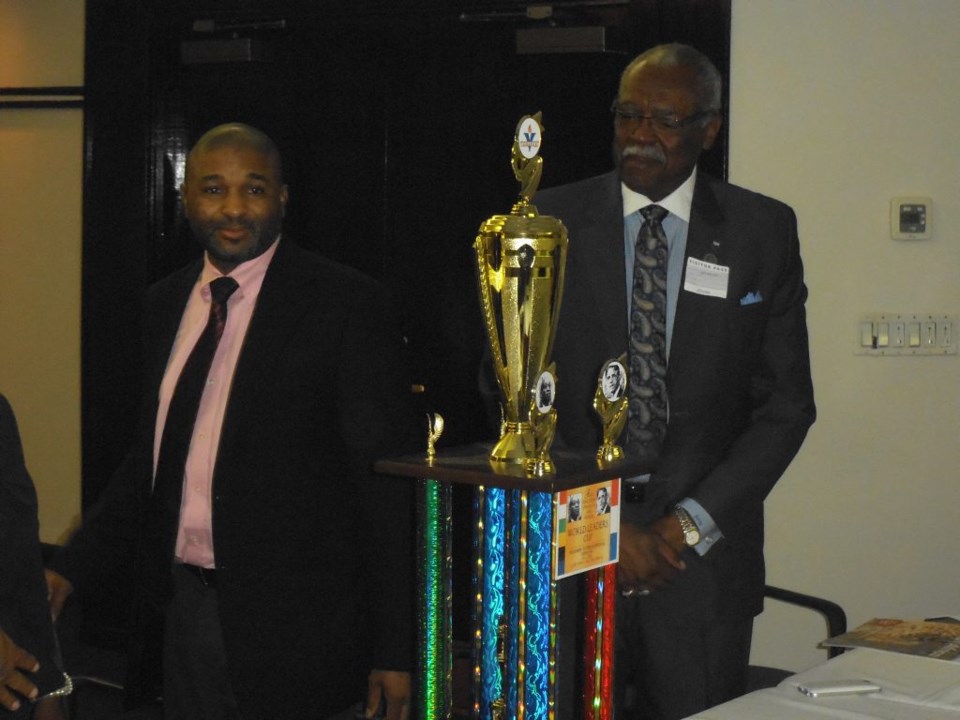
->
[209, 277, 239, 305]
[640, 205, 669, 224]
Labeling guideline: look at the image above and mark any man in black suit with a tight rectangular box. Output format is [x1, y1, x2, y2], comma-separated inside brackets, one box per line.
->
[46, 124, 416, 720]
[1, 395, 67, 718]
[535, 45, 815, 719]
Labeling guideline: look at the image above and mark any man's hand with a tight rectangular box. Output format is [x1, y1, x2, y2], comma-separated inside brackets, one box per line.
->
[617, 521, 686, 594]
[0, 628, 39, 712]
[651, 512, 685, 555]
[44, 570, 73, 622]
[364, 669, 410, 720]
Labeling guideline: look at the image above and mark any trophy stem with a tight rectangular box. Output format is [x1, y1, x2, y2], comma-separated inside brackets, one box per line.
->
[489, 422, 537, 467]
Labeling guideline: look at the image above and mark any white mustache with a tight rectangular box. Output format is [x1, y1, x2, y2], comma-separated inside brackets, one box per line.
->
[621, 145, 666, 163]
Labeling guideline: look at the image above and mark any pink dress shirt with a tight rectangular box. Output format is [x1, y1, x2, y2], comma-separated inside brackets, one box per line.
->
[152, 239, 279, 568]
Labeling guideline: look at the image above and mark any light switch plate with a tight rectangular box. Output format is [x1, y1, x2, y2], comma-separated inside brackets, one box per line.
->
[856, 313, 957, 355]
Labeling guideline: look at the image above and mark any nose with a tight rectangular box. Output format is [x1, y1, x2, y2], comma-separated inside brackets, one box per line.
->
[220, 189, 247, 218]
[628, 117, 659, 143]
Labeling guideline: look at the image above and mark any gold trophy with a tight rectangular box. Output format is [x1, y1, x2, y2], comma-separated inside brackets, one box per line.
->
[593, 355, 628, 465]
[474, 113, 568, 475]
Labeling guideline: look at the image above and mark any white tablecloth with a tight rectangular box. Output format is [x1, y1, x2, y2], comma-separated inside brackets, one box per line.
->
[686, 649, 960, 719]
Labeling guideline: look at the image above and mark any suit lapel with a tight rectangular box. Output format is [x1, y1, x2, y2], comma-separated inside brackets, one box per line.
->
[670, 174, 726, 375]
[148, 261, 203, 394]
[684, 173, 727, 268]
[220, 240, 315, 424]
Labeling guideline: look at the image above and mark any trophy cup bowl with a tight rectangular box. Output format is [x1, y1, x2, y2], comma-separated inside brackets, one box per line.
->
[475, 114, 567, 473]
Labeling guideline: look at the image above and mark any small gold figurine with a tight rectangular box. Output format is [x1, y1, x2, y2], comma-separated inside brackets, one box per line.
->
[426, 412, 444, 462]
[593, 355, 628, 465]
[526, 366, 557, 477]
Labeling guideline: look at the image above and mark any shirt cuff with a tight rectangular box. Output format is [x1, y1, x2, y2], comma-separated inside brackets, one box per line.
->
[677, 497, 723, 556]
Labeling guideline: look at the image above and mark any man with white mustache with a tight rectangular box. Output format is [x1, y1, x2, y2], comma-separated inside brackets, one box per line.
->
[535, 44, 815, 720]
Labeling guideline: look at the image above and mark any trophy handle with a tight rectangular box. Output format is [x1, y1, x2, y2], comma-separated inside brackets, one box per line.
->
[474, 239, 510, 408]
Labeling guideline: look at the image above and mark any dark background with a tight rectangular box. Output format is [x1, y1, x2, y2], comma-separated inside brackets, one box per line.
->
[79, 0, 730, 666]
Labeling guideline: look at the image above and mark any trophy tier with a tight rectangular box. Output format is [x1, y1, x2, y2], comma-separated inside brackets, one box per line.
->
[376, 443, 654, 493]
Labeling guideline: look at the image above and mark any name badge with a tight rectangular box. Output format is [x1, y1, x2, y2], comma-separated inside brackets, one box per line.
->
[684, 257, 729, 298]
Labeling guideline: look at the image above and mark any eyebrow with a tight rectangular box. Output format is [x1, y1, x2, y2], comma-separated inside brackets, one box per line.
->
[198, 172, 272, 184]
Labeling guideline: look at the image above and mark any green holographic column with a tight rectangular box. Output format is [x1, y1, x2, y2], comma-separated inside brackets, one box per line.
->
[417, 477, 453, 719]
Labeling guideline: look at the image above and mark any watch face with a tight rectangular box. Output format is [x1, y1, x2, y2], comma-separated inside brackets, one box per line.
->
[684, 528, 700, 546]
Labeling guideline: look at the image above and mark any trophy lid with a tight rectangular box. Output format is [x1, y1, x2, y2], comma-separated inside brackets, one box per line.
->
[478, 112, 566, 242]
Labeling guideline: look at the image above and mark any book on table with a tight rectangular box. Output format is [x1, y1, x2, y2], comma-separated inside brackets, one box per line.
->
[822, 617, 960, 661]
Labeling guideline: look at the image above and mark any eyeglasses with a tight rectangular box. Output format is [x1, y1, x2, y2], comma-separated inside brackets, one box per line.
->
[610, 101, 715, 133]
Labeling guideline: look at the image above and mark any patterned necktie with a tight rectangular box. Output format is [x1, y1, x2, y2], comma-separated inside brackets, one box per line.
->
[626, 205, 669, 456]
[149, 276, 239, 574]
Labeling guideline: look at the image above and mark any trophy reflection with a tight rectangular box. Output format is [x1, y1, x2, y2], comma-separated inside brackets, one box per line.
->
[474, 113, 567, 475]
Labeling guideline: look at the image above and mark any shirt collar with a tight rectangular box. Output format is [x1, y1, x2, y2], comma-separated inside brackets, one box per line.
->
[199, 235, 281, 296]
[621, 167, 697, 222]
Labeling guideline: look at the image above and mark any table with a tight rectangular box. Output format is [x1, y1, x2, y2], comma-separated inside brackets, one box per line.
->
[686, 648, 960, 719]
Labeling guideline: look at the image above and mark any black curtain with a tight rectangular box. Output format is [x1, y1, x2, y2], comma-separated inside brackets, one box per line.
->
[83, 0, 730, 501]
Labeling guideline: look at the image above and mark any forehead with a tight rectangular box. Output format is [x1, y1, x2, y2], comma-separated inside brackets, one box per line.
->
[619, 62, 701, 108]
[187, 143, 281, 182]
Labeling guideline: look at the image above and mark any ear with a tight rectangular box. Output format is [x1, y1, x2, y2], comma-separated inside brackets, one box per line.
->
[280, 184, 289, 217]
[701, 112, 723, 151]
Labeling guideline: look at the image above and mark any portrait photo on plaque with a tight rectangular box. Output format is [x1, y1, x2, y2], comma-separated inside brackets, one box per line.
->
[553, 479, 621, 579]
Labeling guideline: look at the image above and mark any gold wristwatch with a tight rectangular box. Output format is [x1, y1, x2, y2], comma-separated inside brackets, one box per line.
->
[673, 506, 701, 547]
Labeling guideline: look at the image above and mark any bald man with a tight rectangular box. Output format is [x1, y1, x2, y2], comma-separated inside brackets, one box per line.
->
[47, 124, 417, 720]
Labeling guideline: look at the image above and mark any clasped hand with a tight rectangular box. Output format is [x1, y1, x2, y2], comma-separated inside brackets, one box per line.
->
[617, 517, 687, 594]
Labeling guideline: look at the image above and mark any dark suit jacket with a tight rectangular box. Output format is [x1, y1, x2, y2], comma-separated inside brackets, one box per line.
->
[536, 170, 815, 620]
[0, 395, 64, 717]
[52, 240, 417, 717]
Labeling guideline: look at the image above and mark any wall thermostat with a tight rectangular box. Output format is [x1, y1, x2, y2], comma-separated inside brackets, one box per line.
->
[891, 196, 931, 240]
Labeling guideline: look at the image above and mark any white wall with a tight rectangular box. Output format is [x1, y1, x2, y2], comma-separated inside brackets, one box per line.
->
[730, 0, 960, 672]
[0, 1, 85, 542]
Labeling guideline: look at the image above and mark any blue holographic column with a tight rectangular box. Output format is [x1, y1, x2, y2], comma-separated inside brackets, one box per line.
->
[505, 489, 522, 716]
[525, 490, 554, 718]
[480, 486, 506, 719]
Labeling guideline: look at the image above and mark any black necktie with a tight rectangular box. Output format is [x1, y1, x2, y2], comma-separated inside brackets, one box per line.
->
[149, 276, 238, 573]
[626, 205, 669, 456]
